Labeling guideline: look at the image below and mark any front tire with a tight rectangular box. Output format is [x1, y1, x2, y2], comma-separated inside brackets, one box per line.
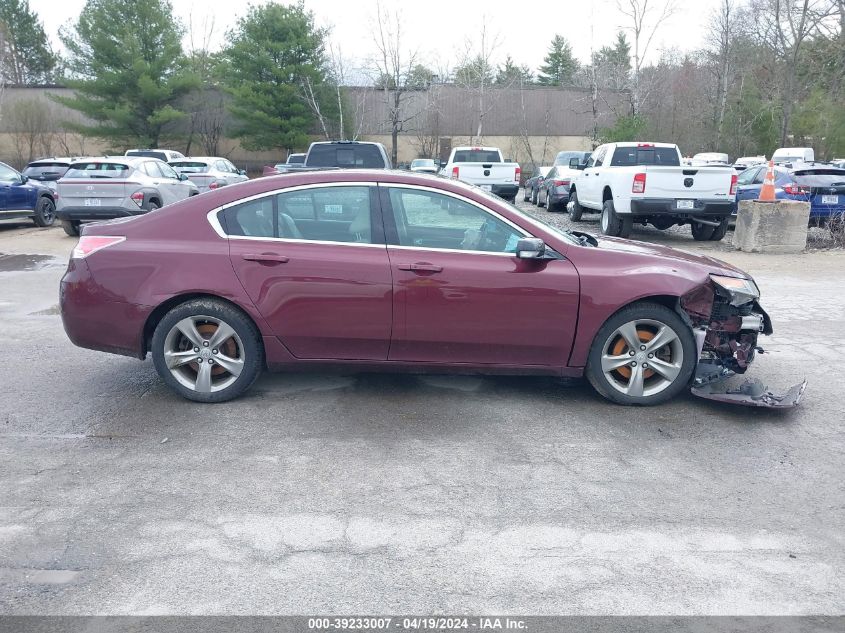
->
[151, 298, 264, 403]
[61, 219, 80, 236]
[586, 302, 696, 406]
[569, 190, 583, 220]
[32, 196, 56, 227]
[537, 187, 546, 208]
[600, 199, 632, 238]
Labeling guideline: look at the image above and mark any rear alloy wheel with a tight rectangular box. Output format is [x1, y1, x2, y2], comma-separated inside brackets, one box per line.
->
[586, 303, 696, 406]
[691, 221, 716, 241]
[151, 299, 264, 403]
[569, 191, 583, 220]
[33, 196, 56, 227]
[61, 220, 80, 237]
[600, 199, 632, 238]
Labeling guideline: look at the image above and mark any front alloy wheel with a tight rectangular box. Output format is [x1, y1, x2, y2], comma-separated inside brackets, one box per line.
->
[151, 299, 263, 402]
[586, 303, 695, 405]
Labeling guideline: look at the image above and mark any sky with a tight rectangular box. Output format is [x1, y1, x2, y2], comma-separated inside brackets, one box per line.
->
[30, 0, 724, 77]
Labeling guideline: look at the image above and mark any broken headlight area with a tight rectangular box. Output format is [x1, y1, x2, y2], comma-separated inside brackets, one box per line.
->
[679, 278, 805, 408]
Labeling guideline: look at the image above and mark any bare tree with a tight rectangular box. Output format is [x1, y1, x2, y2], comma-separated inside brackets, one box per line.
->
[707, 0, 740, 149]
[371, 1, 420, 165]
[617, 0, 677, 115]
[184, 11, 227, 155]
[7, 98, 54, 167]
[453, 18, 502, 142]
[301, 76, 332, 140]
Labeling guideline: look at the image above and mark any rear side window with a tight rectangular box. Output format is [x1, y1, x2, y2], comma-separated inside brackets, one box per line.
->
[171, 161, 210, 173]
[306, 144, 386, 168]
[222, 186, 376, 244]
[65, 163, 130, 178]
[288, 154, 305, 165]
[452, 150, 502, 163]
[610, 147, 681, 167]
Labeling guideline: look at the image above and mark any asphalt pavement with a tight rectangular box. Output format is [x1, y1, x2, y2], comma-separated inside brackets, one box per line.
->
[0, 200, 843, 615]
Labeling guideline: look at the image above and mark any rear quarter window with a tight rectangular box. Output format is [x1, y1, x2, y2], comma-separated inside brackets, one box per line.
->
[610, 147, 681, 167]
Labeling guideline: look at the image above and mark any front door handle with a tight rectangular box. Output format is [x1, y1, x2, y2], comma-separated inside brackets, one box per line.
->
[242, 252, 289, 264]
[397, 262, 443, 273]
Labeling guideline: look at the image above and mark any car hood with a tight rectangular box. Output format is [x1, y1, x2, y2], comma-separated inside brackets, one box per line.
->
[590, 234, 750, 278]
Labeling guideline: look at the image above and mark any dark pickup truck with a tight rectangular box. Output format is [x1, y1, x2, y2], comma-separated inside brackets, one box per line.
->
[263, 142, 392, 176]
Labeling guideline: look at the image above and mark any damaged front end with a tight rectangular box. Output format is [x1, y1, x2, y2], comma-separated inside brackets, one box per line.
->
[679, 276, 806, 408]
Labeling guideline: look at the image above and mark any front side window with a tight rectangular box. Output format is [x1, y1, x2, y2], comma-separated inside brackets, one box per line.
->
[736, 166, 759, 186]
[222, 186, 376, 244]
[386, 187, 524, 254]
[158, 162, 180, 180]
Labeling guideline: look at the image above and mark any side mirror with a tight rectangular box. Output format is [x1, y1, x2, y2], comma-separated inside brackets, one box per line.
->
[20, 174, 29, 184]
[569, 158, 579, 169]
[516, 237, 546, 259]
[178, 173, 189, 181]
[239, 169, 247, 176]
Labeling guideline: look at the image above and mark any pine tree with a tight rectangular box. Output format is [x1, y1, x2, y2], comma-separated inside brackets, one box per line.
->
[0, 0, 58, 84]
[495, 55, 533, 86]
[537, 35, 579, 86]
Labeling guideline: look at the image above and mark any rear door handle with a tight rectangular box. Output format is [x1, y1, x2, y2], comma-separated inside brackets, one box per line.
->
[398, 262, 443, 273]
[242, 253, 289, 264]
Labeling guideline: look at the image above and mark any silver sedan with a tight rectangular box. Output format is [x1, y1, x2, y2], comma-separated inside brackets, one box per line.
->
[170, 157, 248, 193]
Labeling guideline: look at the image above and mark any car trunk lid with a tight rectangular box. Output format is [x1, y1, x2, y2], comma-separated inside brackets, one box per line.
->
[641, 165, 734, 199]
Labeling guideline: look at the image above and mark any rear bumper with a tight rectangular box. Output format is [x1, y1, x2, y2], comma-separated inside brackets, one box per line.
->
[491, 184, 519, 198]
[57, 206, 145, 222]
[60, 258, 149, 358]
[628, 198, 734, 217]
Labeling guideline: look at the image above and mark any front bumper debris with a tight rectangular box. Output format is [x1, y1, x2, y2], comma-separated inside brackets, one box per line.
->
[692, 378, 807, 408]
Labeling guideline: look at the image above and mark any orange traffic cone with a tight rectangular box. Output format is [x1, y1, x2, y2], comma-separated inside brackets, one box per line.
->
[757, 160, 777, 202]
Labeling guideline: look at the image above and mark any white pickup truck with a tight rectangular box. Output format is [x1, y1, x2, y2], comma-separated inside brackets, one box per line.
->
[442, 146, 520, 202]
[568, 142, 737, 241]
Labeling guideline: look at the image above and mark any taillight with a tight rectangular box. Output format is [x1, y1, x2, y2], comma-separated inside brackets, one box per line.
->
[130, 191, 144, 207]
[71, 236, 125, 259]
[729, 174, 738, 196]
[452, 166, 460, 179]
[209, 181, 220, 190]
[632, 173, 646, 194]
[514, 166, 521, 183]
[783, 183, 810, 195]
[553, 179, 570, 187]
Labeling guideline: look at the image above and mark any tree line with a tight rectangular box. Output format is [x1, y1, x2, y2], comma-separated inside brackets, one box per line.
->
[0, 0, 843, 165]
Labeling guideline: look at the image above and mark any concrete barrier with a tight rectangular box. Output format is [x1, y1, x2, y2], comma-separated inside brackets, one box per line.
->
[732, 199, 811, 254]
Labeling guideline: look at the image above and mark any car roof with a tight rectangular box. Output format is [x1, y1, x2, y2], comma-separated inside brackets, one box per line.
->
[27, 157, 89, 164]
[69, 156, 158, 165]
[171, 157, 226, 163]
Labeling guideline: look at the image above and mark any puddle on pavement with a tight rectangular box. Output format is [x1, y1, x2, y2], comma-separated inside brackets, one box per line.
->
[0, 253, 63, 272]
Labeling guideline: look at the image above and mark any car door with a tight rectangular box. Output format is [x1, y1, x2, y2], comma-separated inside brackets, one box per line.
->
[0, 163, 17, 212]
[224, 183, 393, 360]
[157, 160, 193, 201]
[380, 184, 580, 367]
[579, 146, 605, 206]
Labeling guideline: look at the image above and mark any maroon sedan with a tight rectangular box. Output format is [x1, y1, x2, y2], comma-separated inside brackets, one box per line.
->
[60, 170, 774, 406]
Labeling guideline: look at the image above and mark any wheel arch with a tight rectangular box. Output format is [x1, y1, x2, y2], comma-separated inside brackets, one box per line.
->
[602, 186, 613, 202]
[141, 292, 266, 361]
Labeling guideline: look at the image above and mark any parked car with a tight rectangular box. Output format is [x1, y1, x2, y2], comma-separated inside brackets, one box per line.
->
[0, 161, 57, 227]
[263, 153, 308, 177]
[441, 146, 520, 202]
[410, 158, 438, 174]
[125, 148, 185, 162]
[690, 152, 730, 166]
[733, 155, 767, 172]
[22, 157, 89, 192]
[170, 157, 248, 193]
[567, 142, 736, 241]
[733, 163, 845, 223]
[60, 169, 791, 408]
[537, 165, 576, 211]
[56, 156, 199, 236]
[523, 166, 553, 204]
[554, 151, 591, 168]
[304, 140, 391, 169]
[772, 147, 814, 164]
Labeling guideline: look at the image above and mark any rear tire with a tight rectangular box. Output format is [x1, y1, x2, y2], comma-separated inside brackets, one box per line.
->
[537, 188, 546, 208]
[691, 221, 716, 241]
[569, 191, 583, 220]
[32, 196, 56, 227]
[600, 199, 632, 238]
[523, 188, 530, 202]
[531, 188, 538, 205]
[61, 220, 80, 237]
[151, 298, 264, 403]
[709, 218, 730, 241]
[586, 302, 696, 406]
[146, 200, 160, 212]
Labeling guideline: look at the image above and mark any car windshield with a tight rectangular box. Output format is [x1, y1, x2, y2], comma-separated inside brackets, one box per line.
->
[171, 161, 210, 173]
[554, 151, 589, 166]
[610, 147, 681, 166]
[23, 163, 70, 179]
[453, 150, 502, 163]
[792, 170, 845, 186]
[411, 159, 435, 168]
[65, 162, 130, 178]
[307, 144, 386, 168]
